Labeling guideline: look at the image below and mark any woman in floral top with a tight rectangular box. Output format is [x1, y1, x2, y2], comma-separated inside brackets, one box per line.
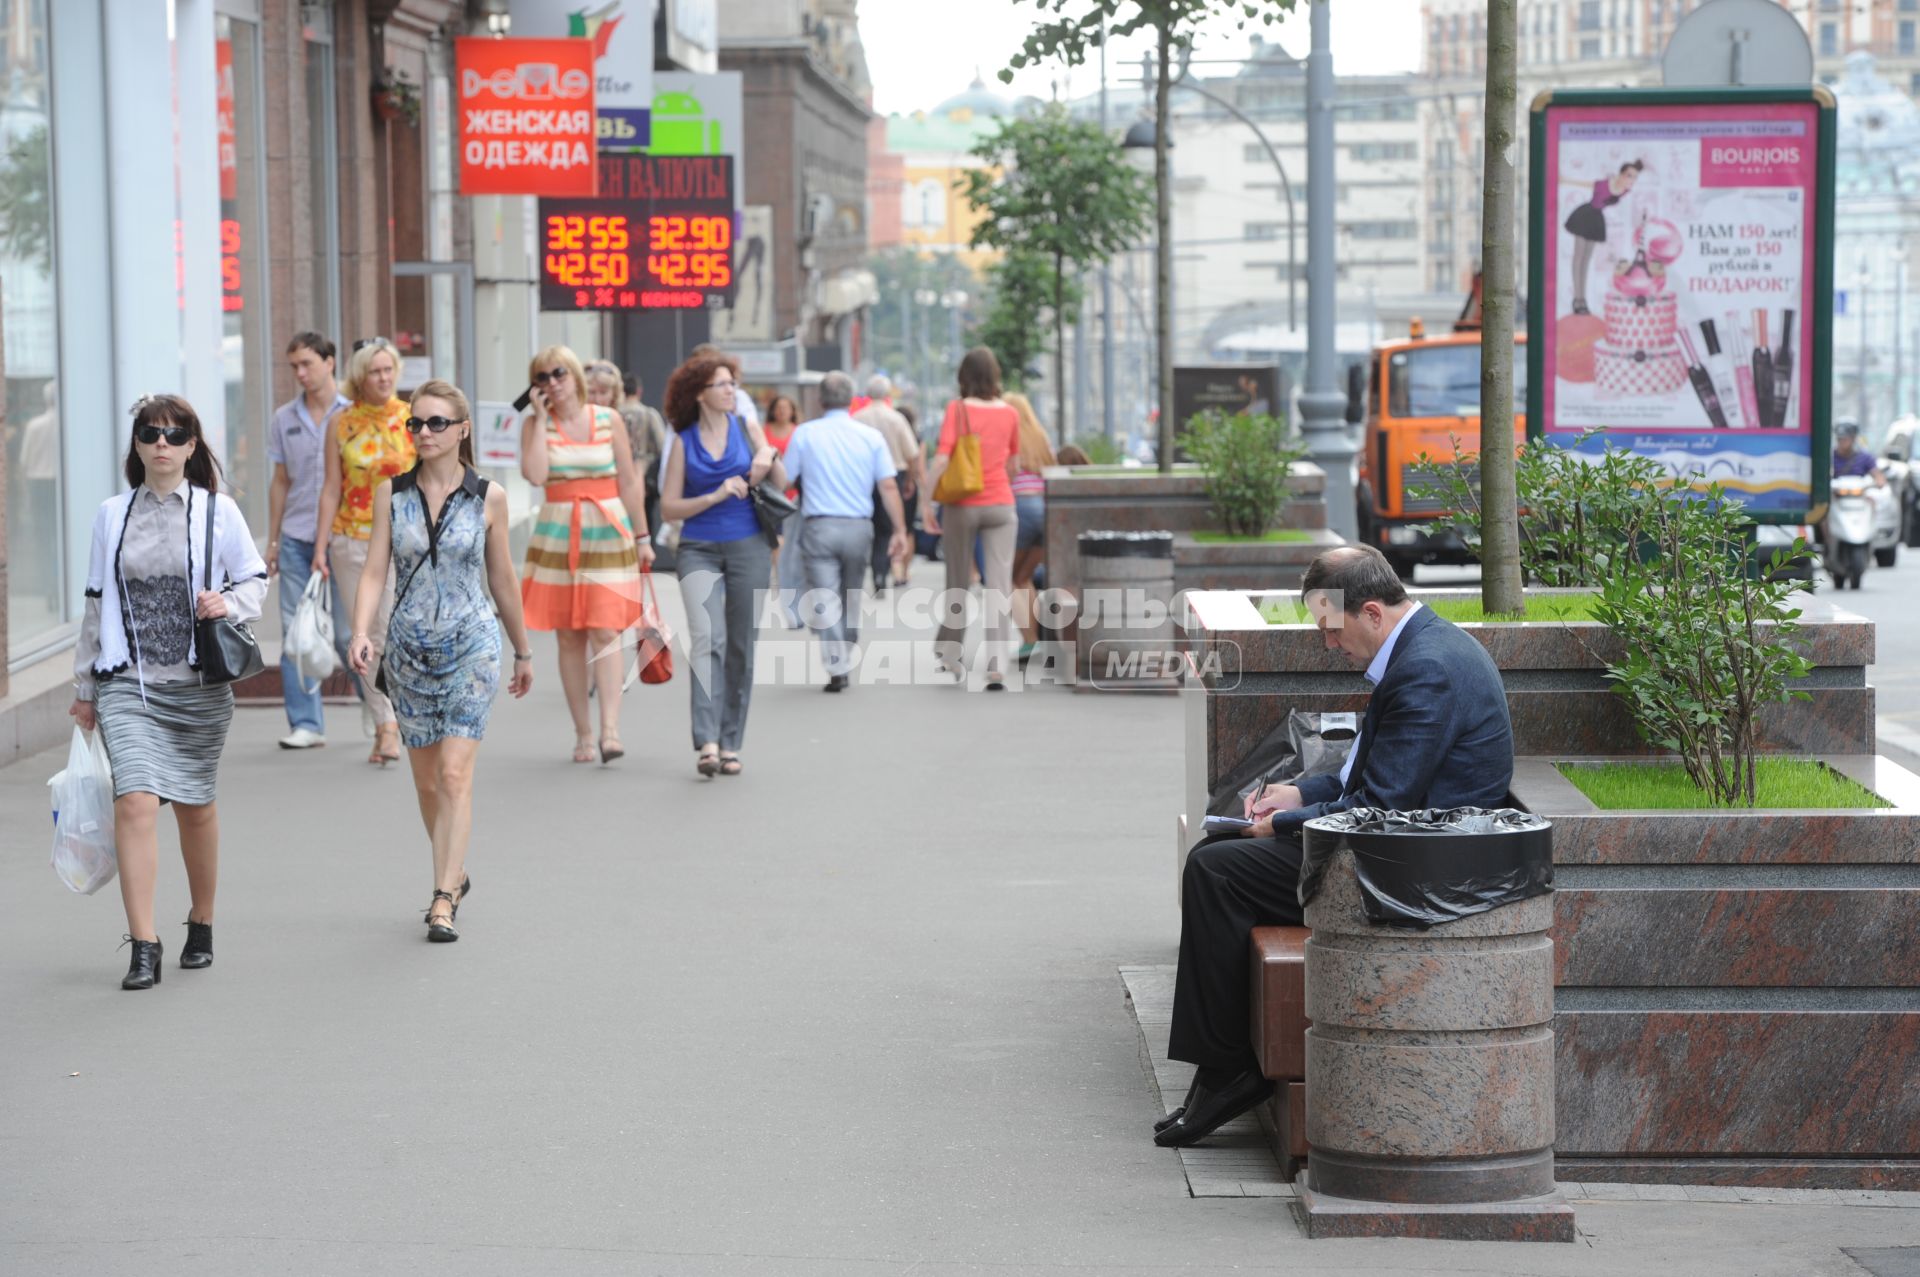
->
[316, 336, 415, 764]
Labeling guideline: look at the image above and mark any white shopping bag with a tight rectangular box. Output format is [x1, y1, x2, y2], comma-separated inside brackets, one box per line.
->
[285, 570, 338, 682]
[49, 726, 117, 895]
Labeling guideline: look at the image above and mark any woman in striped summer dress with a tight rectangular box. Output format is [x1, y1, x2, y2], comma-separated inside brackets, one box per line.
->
[71, 395, 268, 989]
[520, 345, 654, 764]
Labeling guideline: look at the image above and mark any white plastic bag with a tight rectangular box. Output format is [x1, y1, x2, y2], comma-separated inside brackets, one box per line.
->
[49, 726, 117, 895]
[286, 570, 338, 683]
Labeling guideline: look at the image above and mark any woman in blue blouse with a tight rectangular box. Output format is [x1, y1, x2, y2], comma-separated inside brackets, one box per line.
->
[659, 351, 786, 777]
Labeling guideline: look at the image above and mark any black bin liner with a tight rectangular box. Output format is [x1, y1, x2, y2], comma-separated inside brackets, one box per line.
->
[1206, 709, 1361, 818]
[1078, 530, 1175, 559]
[1300, 807, 1553, 930]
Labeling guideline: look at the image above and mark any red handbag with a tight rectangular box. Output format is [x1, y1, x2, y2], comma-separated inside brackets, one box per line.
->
[636, 567, 673, 685]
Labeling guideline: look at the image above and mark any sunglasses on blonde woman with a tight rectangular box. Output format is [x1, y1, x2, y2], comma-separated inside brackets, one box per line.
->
[405, 415, 467, 434]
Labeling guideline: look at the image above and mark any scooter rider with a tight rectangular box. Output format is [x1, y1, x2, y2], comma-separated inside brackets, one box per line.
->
[1834, 420, 1886, 487]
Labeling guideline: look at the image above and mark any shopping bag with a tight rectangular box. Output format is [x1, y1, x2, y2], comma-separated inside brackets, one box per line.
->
[931, 405, 985, 505]
[285, 570, 338, 682]
[49, 726, 117, 895]
[634, 568, 673, 685]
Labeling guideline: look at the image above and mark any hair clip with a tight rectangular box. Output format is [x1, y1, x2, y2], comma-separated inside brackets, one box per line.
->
[130, 393, 157, 414]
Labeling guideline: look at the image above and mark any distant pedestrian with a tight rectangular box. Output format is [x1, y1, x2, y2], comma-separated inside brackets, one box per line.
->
[1005, 392, 1056, 660]
[855, 375, 924, 591]
[315, 336, 414, 765]
[266, 331, 349, 750]
[520, 345, 653, 765]
[922, 347, 1021, 690]
[348, 380, 534, 943]
[1055, 444, 1091, 466]
[71, 395, 268, 989]
[661, 350, 787, 775]
[785, 372, 909, 691]
[763, 394, 804, 625]
[589, 359, 668, 554]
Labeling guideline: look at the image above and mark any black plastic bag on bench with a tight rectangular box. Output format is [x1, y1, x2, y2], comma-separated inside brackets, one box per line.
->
[1298, 807, 1554, 930]
[1205, 709, 1361, 818]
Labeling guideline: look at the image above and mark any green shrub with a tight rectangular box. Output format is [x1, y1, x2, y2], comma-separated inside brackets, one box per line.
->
[1181, 410, 1305, 538]
[1069, 434, 1125, 465]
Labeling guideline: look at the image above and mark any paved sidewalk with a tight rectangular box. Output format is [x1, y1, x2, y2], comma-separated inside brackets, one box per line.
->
[3, 567, 1917, 1274]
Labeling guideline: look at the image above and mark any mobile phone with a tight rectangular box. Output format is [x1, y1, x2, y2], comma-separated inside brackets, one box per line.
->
[513, 385, 534, 413]
[1203, 815, 1254, 835]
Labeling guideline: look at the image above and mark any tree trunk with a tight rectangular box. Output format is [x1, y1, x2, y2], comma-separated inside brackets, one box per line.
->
[1055, 249, 1068, 439]
[1478, 0, 1525, 615]
[1154, 20, 1175, 474]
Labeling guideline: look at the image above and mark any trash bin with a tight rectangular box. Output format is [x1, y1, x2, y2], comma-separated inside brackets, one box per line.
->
[1076, 530, 1175, 686]
[1293, 807, 1573, 1242]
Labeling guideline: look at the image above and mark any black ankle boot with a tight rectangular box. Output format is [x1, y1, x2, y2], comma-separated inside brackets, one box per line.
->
[181, 920, 213, 969]
[121, 936, 163, 990]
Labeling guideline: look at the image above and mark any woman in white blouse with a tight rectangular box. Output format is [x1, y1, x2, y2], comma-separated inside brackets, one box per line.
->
[71, 395, 268, 991]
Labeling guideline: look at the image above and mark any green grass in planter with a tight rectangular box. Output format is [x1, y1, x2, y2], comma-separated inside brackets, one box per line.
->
[1191, 529, 1315, 544]
[1423, 593, 1605, 623]
[1558, 759, 1889, 810]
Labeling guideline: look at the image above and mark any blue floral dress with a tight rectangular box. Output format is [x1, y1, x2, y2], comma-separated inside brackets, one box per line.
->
[383, 468, 500, 748]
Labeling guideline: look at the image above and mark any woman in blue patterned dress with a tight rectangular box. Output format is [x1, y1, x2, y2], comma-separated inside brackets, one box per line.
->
[348, 380, 534, 943]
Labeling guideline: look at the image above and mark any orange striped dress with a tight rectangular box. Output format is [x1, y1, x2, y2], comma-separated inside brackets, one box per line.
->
[521, 406, 645, 632]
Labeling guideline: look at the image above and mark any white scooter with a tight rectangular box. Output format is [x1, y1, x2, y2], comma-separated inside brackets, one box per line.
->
[1827, 475, 1883, 589]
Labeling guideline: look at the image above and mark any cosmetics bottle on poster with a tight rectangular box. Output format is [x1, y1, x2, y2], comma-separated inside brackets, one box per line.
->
[1724, 310, 1763, 431]
[1750, 307, 1776, 429]
[1676, 327, 1730, 428]
[1772, 308, 1796, 429]
[1693, 315, 1747, 428]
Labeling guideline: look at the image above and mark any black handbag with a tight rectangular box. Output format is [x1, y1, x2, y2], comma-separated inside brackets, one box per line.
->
[749, 481, 797, 547]
[194, 490, 266, 685]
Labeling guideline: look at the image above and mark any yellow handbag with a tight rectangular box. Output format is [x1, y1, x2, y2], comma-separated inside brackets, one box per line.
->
[932, 404, 985, 504]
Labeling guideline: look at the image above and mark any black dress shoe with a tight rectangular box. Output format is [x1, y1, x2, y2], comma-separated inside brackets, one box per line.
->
[180, 920, 213, 969]
[824, 675, 849, 693]
[1155, 1075, 1202, 1133]
[1153, 1068, 1274, 1147]
[121, 936, 163, 990]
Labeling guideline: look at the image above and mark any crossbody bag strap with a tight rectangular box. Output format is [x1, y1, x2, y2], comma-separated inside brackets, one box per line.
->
[200, 486, 215, 593]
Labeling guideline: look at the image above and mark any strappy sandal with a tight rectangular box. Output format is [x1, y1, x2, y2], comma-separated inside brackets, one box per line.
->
[599, 736, 624, 764]
[369, 725, 402, 766]
[452, 875, 472, 920]
[718, 753, 742, 776]
[572, 738, 597, 764]
[696, 746, 721, 777]
[424, 890, 458, 943]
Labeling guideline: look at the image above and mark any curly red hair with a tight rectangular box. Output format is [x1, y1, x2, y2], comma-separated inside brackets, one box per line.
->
[662, 353, 741, 430]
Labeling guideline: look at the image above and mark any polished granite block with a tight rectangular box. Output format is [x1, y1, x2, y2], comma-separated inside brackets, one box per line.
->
[1554, 1011, 1920, 1157]
[1257, 1081, 1311, 1179]
[1551, 1157, 1920, 1189]
[1250, 927, 1310, 1082]
[1173, 530, 1347, 595]
[1554, 889, 1920, 986]
[1293, 1180, 1577, 1242]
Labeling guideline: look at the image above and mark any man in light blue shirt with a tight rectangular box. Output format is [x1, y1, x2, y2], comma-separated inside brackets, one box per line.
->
[784, 371, 910, 690]
[266, 331, 350, 749]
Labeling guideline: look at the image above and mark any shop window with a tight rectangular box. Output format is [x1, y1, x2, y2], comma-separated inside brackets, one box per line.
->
[304, 10, 341, 342]
[1902, 21, 1917, 55]
[2, 0, 61, 652]
[1820, 23, 1838, 56]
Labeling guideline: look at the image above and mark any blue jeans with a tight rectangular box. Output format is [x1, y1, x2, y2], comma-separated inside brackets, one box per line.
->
[276, 535, 325, 733]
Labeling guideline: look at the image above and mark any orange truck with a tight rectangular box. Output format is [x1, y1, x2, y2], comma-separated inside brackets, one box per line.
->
[1351, 322, 1527, 576]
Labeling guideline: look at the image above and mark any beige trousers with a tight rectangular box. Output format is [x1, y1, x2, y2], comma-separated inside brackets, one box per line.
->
[936, 502, 1018, 674]
[329, 533, 397, 727]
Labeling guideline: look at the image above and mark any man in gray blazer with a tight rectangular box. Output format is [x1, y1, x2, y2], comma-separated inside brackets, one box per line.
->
[1155, 545, 1515, 1148]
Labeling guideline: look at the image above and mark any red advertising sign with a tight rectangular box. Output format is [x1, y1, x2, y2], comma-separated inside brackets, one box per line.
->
[215, 38, 236, 201]
[455, 37, 598, 197]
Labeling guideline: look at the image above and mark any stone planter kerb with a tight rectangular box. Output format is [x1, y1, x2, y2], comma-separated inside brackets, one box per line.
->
[1294, 842, 1575, 1242]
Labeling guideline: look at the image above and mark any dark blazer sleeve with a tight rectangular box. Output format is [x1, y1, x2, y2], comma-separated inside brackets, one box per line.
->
[1295, 771, 1345, 808]
[1273, 652, 1456, 831]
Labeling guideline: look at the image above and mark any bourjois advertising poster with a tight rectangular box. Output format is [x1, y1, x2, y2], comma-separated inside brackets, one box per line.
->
[1531, 90, 1835, 517]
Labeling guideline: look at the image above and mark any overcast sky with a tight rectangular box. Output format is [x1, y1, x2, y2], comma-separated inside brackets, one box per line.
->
[860, 0, 1425, 116]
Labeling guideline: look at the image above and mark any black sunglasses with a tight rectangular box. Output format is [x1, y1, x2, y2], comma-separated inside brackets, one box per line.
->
[532, 368, 570, 384]
[405, 415, 468, 435]
[352, 336, 390, 353]
[134, 424, 193, 447]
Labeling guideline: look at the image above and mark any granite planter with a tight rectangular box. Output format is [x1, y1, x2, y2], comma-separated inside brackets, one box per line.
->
[1171, 530, 1346, 594]
[1516, 755, 1920, 1189]
[1042, 463, 1329, 618]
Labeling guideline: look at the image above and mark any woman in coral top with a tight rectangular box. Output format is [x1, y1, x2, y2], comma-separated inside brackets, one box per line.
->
[315, 337, 415, 764]
[520, 345, 654, 764]
[921, 346, 1021, 690]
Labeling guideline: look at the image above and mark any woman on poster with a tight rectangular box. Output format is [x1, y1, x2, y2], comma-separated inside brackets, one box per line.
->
[1564, 158, 1643, 316]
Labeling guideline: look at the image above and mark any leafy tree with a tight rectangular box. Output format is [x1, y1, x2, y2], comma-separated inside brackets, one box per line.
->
[971, 248, 1054, 391]
[1003, 1, 1296, 470]
[0, 124, 51, 273]
[962, 102, 1150, 440]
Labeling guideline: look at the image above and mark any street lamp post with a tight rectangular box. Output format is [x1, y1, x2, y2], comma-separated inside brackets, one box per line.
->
[1300, 0, 1357, 540]
[1858, 261, 1871, 427]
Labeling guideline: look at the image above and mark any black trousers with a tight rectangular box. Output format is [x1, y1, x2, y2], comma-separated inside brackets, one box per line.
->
[1168, 832, 1306, 1072]
[870, 472, 908, 587]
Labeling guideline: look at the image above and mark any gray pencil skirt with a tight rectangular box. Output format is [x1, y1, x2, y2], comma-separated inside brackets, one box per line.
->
[95, 677, 235, 805]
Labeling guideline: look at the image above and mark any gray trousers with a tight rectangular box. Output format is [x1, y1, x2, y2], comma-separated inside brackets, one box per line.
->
[676, 534, 772, 752]
[801, 516, 874, 677]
